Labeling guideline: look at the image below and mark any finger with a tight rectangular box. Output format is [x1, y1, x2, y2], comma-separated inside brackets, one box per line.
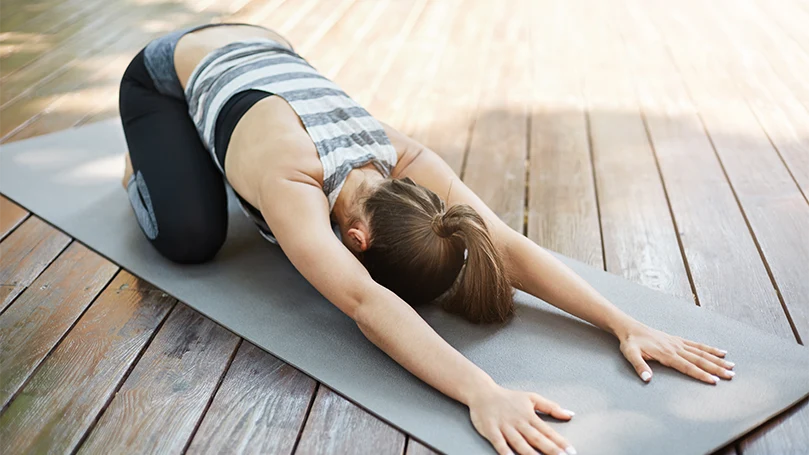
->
[681, 350, 734, 380]
[624, 345, 653, 382]
[516, 421, 568, 455]
[680, 338, 727, 358]
[502, 425, 540, 455]
[486, 426, 514, 455]
[528, 417, 576, 454]
[529, 393, 575, 420]
[685, 345, 735, 370]
[664, 354, 719, 384]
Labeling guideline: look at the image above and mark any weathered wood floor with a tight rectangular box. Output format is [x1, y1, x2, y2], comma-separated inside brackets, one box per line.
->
[1, 0, 808, 453]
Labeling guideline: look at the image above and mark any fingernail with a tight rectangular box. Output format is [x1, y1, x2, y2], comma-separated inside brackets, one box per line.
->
[566, 446, 578, 455]
[557, 451, 566, 455]
[726, 361, 735, 368]
[727, 371, 735, 377]
[641, 371, 652, 381]
[711, 375, 720, 384]
[718, 349, 728, 355]
[562, 409, 576, 417]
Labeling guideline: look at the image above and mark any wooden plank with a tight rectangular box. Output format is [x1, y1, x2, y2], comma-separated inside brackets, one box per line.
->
[277, 0, 356, 56]
[0, 0, 116, 79]
[295, 386, 406, 455]
[579, 0, 692, 301]
[738, 398, 809, 454]
[0, 0, 132, 106]
[0, 195, 29, 240]
[303, 0, 391, 80]
[364, 0, 462, 128]
[0, 216, 71, 313]
[403, 0, 502, 173]
[77, 303, 240, 454]
[525, 0, 602, 268]
[643, 0, 809, 451]
[656, 0, 809, 340]
[619, 0, 793, 337]
[462, 1, 530, 231]
[406, 439, 440, 455]
[725, 0, 809, 114]
[0, 0, 262, 143]
[185, 343, 316, 454]
[0, 242, 118, 409]
[332, 0, 428, 107]
[0, 272, 175, 454]
[707, 0, 809, 202]
[0, 0, 244, 139]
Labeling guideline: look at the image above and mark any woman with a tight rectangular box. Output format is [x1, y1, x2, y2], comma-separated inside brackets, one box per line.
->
[120, 23, 735, 455]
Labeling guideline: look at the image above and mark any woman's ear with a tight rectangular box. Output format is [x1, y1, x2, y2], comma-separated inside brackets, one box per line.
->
[347, 223, 370, 252]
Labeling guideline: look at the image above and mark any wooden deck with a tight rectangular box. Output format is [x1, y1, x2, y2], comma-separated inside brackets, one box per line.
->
[1, 0, 807, 453]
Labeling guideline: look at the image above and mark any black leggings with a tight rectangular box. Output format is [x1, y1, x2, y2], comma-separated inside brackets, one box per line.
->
[119, 49, 267, 263]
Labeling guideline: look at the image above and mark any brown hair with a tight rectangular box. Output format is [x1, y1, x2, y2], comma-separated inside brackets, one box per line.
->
[358, 177, 514, 323]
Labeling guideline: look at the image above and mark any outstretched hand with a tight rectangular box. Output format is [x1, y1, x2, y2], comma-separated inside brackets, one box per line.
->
[618, 321, 735, 384]
[468, 385, 577, 455]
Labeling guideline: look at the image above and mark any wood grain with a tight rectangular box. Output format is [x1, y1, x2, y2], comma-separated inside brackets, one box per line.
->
[332, 0, 427, 108]
[0, 195, 29, 240]
[2, 0, 267, 142]
[0, 242, 118, 409]
[0, 0, 242, 140]
[298, 0, 388, 80]
[462, 2, 530, 232]
[365, 0, 461, 129]
[620, 0, 794, 338]
[526, 0, 603, 267]
[653, 0, 809, 340]
[295, 386, 406, 455]
[0, 0, 116, 79]
[581, 1, 692, 301]
[712, 3, 809, 198]
[406, 439, 440, 455]
[642, 0, 809, 451]
[0, 216, 71, 313]
[186, 342, 316, 455]
[529, 106, 601, 266]
[78, 303, 240, 454]
[0, 271, 174, 454]
[404, 0, 502, 173]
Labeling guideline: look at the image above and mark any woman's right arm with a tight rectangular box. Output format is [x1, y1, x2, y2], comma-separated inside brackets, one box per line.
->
[258, 177, 577, 455]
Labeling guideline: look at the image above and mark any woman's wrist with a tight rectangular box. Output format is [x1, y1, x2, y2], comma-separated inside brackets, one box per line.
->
[458, 370, 500, 407]
[604, 308, 642, 341]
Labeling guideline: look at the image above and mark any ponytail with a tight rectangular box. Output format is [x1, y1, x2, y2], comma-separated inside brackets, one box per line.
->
[431, 205, 514, 323]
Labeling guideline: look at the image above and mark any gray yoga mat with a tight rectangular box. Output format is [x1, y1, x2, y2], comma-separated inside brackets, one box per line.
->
[1, 120, 808, 455]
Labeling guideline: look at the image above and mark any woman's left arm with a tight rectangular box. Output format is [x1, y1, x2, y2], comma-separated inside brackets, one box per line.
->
[504, 233, 735, 384]
[387, 124, 735, 385]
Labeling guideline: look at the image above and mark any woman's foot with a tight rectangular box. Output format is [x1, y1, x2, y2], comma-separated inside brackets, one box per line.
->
[122, 152, 134, 189]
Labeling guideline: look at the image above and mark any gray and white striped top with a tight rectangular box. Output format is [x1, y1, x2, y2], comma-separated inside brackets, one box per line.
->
[185, 38, 398, 212]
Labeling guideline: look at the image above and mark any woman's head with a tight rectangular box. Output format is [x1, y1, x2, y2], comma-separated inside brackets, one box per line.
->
[339, 176, 514, 324]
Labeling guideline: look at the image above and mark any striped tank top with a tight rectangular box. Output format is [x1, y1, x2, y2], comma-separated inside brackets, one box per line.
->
[184, 38, 398, 235]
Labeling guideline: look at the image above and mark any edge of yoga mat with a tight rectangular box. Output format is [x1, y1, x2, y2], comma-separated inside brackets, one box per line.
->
[1, 120, 808, 455]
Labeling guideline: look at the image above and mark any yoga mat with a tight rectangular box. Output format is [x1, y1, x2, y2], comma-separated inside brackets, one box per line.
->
[1, 120, 808, 455]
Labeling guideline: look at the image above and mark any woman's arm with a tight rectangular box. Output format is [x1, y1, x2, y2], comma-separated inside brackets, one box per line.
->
[258, 176, 576, 455]
[390, 126, 735, 385]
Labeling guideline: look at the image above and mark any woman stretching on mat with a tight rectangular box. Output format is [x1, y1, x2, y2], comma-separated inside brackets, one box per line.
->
[120, 23, 734, 455]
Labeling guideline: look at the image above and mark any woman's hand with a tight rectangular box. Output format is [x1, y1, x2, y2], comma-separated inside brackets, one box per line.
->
[468, 384, 577, 455]
[617, 320, 735, 384]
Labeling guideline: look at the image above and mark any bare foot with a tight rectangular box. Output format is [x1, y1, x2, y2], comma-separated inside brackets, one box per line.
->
[122, 152, 133, 189]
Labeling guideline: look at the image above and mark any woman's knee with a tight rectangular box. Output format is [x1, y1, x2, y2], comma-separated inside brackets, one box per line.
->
[127, 173, 227, 264]
[153, 217, 227, 264]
